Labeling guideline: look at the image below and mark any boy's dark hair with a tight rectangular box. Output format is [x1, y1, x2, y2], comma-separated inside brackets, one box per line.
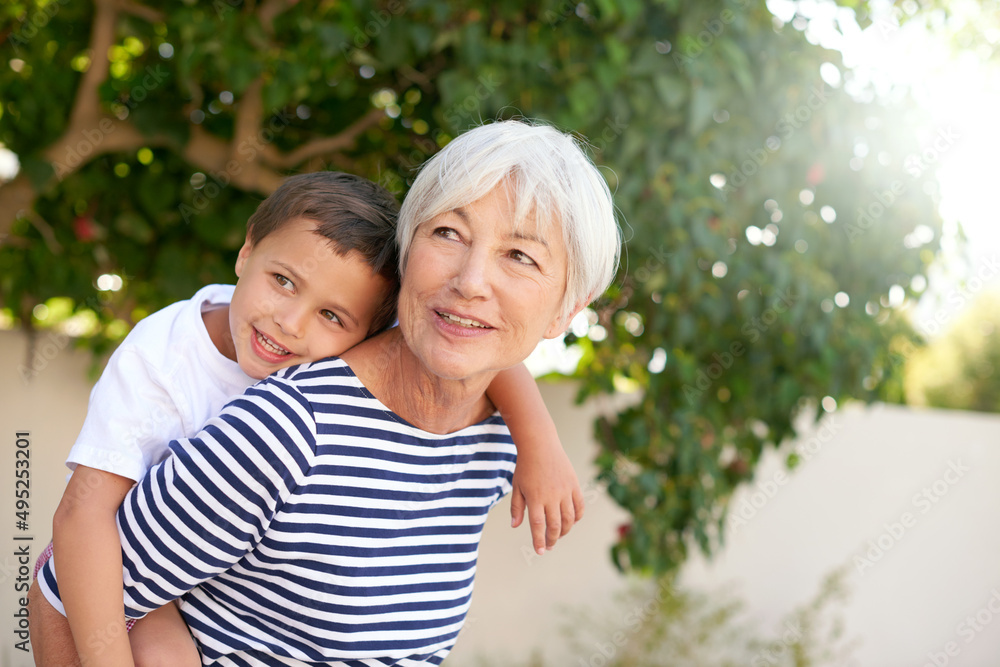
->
[246, 172, 400, 335]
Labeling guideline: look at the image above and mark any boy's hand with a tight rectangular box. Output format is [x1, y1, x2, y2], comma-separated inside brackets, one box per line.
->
[510, 442, 585, 554]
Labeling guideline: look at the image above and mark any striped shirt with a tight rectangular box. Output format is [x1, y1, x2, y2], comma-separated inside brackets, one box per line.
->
[118, 357, 516, 666]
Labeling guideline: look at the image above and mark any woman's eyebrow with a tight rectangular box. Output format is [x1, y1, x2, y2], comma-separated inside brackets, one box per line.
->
[451, 206, 549, 250]
[510, 230, 549, 248]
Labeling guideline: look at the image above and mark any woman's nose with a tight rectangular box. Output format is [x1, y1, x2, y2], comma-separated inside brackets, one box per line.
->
[450, 247, 493, 301]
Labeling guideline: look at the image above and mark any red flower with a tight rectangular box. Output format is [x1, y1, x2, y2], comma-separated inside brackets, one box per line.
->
[74, 216, 96, 242]
[617, 523, 632, 540]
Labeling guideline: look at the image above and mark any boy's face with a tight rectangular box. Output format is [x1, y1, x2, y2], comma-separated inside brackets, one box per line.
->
[228, 217, 394, 380]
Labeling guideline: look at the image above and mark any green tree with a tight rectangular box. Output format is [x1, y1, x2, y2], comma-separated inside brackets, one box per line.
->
[0, 0, 942, 574]
[905, 289, 1000, 413]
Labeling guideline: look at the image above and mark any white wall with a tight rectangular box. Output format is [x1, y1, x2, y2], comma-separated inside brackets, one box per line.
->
[1, 330, 93, 667]
[680, 402, 1000, 667]
[4, 328, 1000, 666]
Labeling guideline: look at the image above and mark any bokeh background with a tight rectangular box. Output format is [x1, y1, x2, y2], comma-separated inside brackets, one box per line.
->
[2, 0, 1000, 664]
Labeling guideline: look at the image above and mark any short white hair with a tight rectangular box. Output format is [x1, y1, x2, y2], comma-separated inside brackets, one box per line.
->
[397, 119, 621, 314]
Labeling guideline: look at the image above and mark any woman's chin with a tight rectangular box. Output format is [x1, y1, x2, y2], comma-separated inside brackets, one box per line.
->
[413, 347, 493, 383]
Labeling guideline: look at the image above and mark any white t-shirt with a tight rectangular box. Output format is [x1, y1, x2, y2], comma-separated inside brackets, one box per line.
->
[66, 284, 256, 482]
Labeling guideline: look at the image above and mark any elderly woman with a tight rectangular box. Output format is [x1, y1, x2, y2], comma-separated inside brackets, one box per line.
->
[42, 119, 620, 666]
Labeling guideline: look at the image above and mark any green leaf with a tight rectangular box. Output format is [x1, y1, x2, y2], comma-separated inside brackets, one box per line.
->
[22, 156, 54, 190]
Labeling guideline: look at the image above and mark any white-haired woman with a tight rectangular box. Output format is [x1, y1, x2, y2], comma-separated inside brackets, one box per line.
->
[50, 120, 621, 666]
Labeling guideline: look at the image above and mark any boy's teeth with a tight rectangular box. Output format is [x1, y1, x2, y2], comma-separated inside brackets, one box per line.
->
[439, 312, 488, 328]
[256, 330, 289, 355]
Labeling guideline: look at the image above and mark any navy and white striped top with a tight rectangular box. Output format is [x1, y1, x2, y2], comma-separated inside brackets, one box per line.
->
[116, 357, 517, 666]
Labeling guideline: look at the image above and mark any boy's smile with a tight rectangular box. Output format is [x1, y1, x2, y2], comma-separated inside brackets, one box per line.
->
[209, 217, 395, 380]
[251, 328, 292, 361]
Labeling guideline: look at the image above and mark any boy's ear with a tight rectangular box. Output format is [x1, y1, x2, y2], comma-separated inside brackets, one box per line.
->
[234, 234, 253, 277]
[542, 296, 590, 340]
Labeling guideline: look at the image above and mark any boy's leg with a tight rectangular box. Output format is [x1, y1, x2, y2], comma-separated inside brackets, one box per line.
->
[27, 580, 82, 667]
[128, 601, 200, 667]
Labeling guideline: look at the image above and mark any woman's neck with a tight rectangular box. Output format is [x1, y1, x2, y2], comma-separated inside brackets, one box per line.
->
[341, 328, 496, 434]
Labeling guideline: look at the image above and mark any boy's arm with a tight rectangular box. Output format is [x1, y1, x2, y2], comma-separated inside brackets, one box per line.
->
[486, 364, 584, 555]
[53, 466, 136, 667]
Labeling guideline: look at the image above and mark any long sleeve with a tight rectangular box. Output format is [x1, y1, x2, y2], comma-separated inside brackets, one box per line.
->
[116, 377, 317, 618]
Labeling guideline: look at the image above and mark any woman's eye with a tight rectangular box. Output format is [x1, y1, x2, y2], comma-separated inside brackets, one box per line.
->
[510, 249, 536, 266]
[275, 274, 294, 290]
[321, 310, 341, 324]
[434, 227, 459, 240]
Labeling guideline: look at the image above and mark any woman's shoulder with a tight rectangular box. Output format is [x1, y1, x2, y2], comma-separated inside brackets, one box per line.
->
[260, 357, 362, 397]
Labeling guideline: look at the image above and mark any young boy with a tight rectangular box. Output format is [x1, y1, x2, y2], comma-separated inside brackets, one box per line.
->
[29, 172, 582, 666]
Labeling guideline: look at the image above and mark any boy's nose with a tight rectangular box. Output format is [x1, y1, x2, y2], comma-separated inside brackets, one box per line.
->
[273, 302, 308, 338]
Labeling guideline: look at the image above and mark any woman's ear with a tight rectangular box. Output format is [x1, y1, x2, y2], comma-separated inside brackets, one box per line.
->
[542, 297, 590, 340]
[234, 234, 254, 277]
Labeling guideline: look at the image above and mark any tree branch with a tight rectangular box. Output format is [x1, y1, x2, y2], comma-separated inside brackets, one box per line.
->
[69, 0, 119, 132]
[117, 0, 164, 23]
[26, 210, 62, 254]
[1, 0, 125, 241]
[231, 77, 266, 165]
[184, 126, 285, 193]
[262, 107, 385, 170]
[0, 175, 37, 247]
[0, 0, 373, 242]
[258, 0, 299, 32]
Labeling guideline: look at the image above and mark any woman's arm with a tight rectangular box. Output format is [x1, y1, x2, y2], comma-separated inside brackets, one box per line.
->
[53, 466, 136, 667]
[118, 377, 316, 617]
[486, 363, 584, 555]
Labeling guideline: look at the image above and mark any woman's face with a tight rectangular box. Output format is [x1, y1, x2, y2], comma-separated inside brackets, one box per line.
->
[398, 185, 573, 383]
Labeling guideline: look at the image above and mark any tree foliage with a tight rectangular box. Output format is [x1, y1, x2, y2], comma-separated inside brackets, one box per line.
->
[1, 0, 943, 575]
[905, 289, 1000, 413]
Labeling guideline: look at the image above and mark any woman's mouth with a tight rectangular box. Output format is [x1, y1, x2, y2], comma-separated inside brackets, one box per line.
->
[436, 311, 492, 329]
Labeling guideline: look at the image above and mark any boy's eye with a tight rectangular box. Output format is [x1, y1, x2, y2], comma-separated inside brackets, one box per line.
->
[510, 249, 536, 266]
[275, 274, 294, 290]
[321, 309, 341, 324]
